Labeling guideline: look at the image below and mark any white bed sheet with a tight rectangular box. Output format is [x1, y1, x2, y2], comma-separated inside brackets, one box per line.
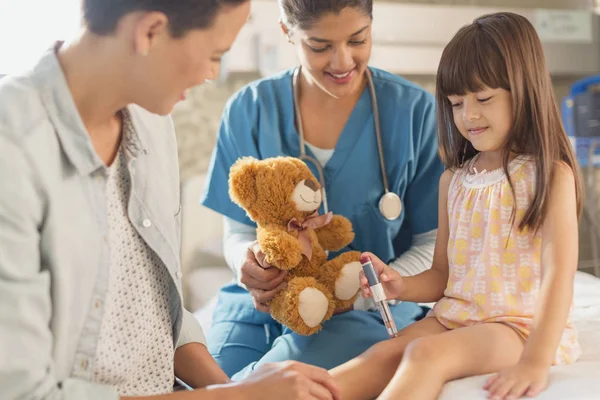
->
[193, 271, 600, 399]
[440, 271, 600, 400]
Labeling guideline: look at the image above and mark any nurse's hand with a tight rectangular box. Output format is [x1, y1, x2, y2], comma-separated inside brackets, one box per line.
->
[234, 361, 342, 400]
[241, 241, 288, 313]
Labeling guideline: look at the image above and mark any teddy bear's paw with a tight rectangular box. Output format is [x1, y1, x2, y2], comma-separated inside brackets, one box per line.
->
[298, 287, 330, 328]
[335, 260, 363, 301]
[262, 239, 303, 270]
[270, 277, 335, 335]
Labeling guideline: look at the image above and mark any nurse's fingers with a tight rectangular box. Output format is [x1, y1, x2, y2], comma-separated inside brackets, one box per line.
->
[250, 242, 272, 269]
[240, 261, 287, 290]
[250, 263, 284, 283]
[249, 281, 287, 304]
[244, 270, 288, 292]
[241, 257, 281, 283]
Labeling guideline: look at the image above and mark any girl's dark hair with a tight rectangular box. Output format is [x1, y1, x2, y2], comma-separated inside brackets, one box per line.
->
[82, 0, 248, 38]
[436, 12, 582, 232]
[278, 0, 373, 29]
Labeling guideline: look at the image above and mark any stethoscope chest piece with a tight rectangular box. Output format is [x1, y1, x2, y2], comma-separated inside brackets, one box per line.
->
[379, 192, 402, 221]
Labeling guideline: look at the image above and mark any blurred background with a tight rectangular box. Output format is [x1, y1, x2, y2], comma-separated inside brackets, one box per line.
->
[1, 0, 599, 311]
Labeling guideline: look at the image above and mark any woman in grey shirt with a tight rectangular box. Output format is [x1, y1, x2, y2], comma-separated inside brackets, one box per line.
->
[0, 0, 340, 399]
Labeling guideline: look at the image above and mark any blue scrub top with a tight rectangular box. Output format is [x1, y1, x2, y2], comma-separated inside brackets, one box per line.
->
[202, 67, 443, 264]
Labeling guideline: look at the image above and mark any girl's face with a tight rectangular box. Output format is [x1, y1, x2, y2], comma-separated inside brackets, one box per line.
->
[447, 87, 513, 153]
[287, 7, 372, 99]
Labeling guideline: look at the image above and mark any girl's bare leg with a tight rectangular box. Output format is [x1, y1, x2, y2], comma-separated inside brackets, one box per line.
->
[330, 317, 447, 400]
[378, 323, 525, 400]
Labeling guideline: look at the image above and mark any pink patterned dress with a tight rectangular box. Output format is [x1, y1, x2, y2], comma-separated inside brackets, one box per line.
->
[430, 155, 580, 365]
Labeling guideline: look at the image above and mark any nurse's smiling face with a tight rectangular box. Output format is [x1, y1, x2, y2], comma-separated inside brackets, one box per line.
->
[287, 7, 372, 99]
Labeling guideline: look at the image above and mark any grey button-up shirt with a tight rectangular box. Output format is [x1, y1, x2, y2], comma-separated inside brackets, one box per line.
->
[0, 48, 205, 400]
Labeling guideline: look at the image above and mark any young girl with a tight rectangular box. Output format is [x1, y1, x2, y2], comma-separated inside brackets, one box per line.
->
[331, 12, 583, 400]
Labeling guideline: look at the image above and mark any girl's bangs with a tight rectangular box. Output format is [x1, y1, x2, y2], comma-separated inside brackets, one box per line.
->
[437, 27, 509, 98]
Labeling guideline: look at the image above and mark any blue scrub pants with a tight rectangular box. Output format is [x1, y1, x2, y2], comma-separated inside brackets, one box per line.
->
[207, 284, 426, 380]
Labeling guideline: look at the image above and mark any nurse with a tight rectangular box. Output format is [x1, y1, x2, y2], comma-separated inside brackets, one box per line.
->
[202, 0, 444, 379]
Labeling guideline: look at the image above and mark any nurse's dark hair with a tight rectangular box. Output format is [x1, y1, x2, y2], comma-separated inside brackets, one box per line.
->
[278, 0, 373, 29]
[436, 11, 582, 233]
[81, 0, 249, 38]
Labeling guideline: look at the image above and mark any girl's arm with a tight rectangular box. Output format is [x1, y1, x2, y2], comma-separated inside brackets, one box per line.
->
[387, 169, 453, 303]
[485, 162, 580, 399]
[520, 162, 579, 366]
[398, 169, 452, 303]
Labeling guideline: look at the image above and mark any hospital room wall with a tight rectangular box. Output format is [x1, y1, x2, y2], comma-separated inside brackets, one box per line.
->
[171, 0, 591, 181]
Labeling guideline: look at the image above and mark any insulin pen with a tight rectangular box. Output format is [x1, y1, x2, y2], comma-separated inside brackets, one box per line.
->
[362, 257, 399, 338]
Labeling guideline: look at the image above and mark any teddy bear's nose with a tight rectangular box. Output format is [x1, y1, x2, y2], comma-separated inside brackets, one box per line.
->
[304, 179, 319, 192]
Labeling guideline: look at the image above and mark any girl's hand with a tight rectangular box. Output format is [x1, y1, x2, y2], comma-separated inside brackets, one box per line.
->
[484, 361, 549, 400]
[358, 252, 405, 300]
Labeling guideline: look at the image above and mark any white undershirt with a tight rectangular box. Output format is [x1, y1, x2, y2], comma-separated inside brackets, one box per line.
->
[304, 141, 334, 166]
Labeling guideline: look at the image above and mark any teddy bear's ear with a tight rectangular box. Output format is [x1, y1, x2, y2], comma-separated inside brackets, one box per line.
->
[288, 157, 310, 171]
[228, 157, 259, 209]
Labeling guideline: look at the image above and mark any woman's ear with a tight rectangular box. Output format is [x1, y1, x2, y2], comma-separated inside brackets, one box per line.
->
[228, 157, 259, 209]
[132, 11, 169, 56]
[279, 19, 295, 44]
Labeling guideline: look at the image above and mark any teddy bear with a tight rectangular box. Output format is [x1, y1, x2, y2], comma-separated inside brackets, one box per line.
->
[228, 156, 363, 335]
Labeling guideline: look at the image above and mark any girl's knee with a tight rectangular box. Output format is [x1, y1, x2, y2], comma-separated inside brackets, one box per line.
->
[403, 337, 441, 365]
[364, 337, 408, 365]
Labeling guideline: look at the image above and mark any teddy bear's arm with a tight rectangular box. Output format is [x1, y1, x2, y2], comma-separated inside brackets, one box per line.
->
[315, 215, 355, 251]
[257, 224, 303, 270]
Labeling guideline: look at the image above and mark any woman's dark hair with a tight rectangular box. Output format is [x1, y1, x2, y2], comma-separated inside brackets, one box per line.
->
[82, 0, 248, 38]
[279, 0, 373, 29]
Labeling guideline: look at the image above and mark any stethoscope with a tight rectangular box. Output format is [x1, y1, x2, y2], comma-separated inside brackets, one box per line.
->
[292, 67, 403, 221]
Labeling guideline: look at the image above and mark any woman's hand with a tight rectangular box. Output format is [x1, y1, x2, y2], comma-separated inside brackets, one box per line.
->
[239, 241, 287, 313]
[232, 361, 342, 400]
[483, 361, 549, 400]
[359, 252, 405, 301]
